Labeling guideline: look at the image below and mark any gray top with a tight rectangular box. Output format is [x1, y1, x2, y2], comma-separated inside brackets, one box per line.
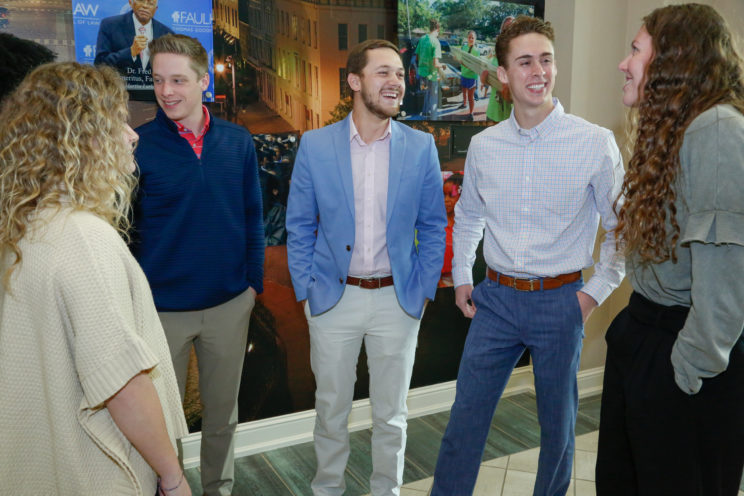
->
[629, 104, 744, 394]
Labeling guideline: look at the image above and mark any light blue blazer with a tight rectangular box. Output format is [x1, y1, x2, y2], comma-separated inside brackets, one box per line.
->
[286, 115, 447, 318]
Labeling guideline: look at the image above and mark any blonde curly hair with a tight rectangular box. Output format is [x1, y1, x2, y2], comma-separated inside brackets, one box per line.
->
[0, 62, 137, 286]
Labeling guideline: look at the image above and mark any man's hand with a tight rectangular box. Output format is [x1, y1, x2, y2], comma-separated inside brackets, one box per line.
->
[455, 284, 476, 318]
[131, 35, 148, 57]
[576, 291, 597, 323]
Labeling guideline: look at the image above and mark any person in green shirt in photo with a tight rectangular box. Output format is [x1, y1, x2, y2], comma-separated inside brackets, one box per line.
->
[416, 18, 443, 118]
[457, 30, 480, 120]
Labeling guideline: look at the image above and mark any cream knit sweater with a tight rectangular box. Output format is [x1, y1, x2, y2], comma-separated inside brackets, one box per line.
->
[0, 208, 188, 495]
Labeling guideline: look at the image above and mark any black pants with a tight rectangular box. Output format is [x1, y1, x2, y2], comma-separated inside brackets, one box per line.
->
[596, 292, 744, 496]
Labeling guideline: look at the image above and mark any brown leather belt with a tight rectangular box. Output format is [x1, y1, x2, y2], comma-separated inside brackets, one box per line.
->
[346, 275, 394, 289]
[487, 268, 581, 291]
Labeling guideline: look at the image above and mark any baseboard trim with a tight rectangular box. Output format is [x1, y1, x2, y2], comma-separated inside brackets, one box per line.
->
[180, 365, 604, 468]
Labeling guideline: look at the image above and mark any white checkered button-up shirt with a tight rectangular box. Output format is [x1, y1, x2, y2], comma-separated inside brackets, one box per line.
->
[452, 99, 626, 305]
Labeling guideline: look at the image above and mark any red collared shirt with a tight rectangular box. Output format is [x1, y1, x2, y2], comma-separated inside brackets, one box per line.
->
[175, 105, 210, 159]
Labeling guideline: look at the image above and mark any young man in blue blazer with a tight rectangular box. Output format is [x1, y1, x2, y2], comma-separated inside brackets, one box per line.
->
[286, 39, 447, 496]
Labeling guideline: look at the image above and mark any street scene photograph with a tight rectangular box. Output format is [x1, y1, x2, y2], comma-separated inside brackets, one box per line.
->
[398, 0, 536, 121]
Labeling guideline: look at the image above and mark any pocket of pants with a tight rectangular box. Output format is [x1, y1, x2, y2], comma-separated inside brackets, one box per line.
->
[604, 308, 628, 346]
[471, 280, 486, 307]
[569, 290, 584, 328]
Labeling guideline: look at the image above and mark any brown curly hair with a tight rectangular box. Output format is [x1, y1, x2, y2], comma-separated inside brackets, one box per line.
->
[615, 3, 744, 263]
[0, 62, 136, 286]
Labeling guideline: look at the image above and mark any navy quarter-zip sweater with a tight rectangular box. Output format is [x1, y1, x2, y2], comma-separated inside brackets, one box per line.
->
[132, 109, 264, 311]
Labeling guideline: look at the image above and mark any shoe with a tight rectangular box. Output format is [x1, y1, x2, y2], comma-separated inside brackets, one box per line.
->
[456, 103, 466, 110]
[466, 113, 474, 120]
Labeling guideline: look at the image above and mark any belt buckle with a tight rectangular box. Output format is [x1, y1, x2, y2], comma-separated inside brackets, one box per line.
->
[513, 278, 538, 291]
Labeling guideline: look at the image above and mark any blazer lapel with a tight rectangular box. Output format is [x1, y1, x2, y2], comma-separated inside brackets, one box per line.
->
[386, 121, 405, 225]
[334, 116, 355, 219]
[125, 12, 136, 40]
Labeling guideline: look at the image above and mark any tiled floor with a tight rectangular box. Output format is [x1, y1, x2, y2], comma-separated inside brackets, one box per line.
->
[398, 431, 744, 496]
[184, 392, 744, 495]
[396, 431, 598, 496]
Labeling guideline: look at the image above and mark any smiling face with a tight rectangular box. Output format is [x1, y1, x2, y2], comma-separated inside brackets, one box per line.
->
[348, 47, 405, 121]
[618, 25, 654, 107]
[129, 0, 157, 25]
[497, 32, 556, 124]
[152, 53, 209, 132]
[467, 31, 476, 47]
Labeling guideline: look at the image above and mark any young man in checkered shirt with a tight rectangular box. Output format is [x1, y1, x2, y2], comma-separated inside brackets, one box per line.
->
[431, 16, 625, 496]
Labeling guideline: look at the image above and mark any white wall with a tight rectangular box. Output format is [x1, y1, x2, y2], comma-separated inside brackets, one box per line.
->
[543, 0, 744, 369]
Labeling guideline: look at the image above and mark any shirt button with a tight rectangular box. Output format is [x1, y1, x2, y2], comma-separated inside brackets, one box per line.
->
[339, 278, 343, 284]
[346, 245, 351, 251]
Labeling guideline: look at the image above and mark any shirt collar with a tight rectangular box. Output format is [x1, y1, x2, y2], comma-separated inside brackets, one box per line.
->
[174, 105, 211, 137]
[348, 111, 392, 145]
[508, 97, 563, 139]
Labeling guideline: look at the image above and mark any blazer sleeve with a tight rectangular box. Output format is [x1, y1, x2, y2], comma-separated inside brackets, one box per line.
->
[413, 134, 447, 301]
[94, 16, 134, 70]
[286, 136, 319, 301]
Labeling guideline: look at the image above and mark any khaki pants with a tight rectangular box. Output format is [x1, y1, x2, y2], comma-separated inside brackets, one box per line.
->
[306, 284, 421, 496]
[159, 287, 256, 496]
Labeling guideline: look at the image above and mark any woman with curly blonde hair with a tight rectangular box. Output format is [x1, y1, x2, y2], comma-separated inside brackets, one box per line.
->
[596, 4, 744, 495]
[0, 62, 191, 496]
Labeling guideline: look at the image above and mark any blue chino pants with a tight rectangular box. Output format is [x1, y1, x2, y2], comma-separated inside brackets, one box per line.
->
[431, 276, 585, 496]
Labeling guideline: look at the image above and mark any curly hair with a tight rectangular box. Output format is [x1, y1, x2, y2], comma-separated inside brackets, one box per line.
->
[615, 4, 744, 263]
[0, 62, 136, 286]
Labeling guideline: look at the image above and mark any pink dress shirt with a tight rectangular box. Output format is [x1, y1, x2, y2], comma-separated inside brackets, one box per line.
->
[347, 113, 392, 277]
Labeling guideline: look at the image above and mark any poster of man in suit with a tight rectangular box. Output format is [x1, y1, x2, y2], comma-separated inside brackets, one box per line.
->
[73, 0, 214, 100]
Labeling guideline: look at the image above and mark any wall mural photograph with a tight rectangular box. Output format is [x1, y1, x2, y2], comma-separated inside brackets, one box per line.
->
[72, 0, 215, 100]
[398, 0, 541, 122]
[1, 0, 534, 434]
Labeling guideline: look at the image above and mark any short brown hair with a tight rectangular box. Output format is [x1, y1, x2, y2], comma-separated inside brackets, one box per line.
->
[346, 39, 400, 76]
[149, 33, 208, 77]
[496, 16, 554, 68]
[429, 19, 440, 32]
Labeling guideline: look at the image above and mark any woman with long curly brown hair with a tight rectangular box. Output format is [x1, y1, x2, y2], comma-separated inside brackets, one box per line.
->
[596, 4, 744, 495]
[0, 62, 191, 496]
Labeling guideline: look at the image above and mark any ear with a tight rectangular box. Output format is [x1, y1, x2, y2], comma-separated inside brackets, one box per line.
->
[496, 65, 508, 85]
[200, 72, 210, 92]
[347, 72, 361, 92]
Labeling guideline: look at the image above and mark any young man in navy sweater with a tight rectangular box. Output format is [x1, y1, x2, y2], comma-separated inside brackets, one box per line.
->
[132, 34, 263, 496]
